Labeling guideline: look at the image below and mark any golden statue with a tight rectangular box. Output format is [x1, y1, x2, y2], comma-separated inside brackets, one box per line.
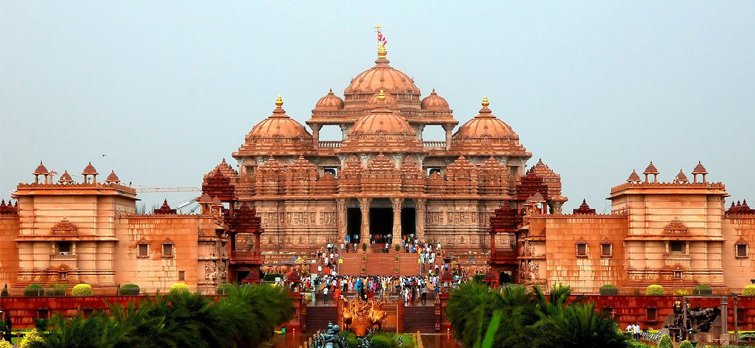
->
[341, 297, 388, 336]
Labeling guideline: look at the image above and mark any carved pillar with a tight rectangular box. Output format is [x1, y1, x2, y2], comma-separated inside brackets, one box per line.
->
[359, 198, 371, 247]
[391, 198, 404, 245]
[443, 125, 453, 150]
[312, 124, 321, 148]
[416, 198, 426, 242]
[337, 199, 347, 244]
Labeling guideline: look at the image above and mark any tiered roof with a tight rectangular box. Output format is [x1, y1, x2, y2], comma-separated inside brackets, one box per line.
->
[572, 199, 596, 214]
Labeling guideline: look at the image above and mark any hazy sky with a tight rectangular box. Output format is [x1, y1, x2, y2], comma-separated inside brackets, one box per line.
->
[2, 1, 754, 212]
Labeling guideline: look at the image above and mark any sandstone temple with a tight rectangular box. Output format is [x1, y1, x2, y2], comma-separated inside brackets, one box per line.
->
[0, 41, 753, 295]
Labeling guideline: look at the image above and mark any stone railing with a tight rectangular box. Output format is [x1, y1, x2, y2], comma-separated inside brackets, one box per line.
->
[318, 141, 342, 148]
[423, 141, 446, 148]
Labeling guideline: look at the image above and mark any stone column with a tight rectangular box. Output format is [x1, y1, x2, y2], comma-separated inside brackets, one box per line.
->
[391, 198, 404, 245]
[416, 198, 426, 242]
[359, 198, 371, 248]
[336, 199, 347, 244]
[311, 125, 321, 148]
[720, 296, 729, 345]
[443, 126, 453, 150]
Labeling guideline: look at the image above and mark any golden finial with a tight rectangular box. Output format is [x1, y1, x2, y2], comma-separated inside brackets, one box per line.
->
[377, 89, 386, 102]
[377, 43, 387, 58]
[275, 95, 283, 107]
[481, 96, 490, 107]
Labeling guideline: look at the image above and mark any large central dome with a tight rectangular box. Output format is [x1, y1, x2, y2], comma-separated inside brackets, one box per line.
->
[343, 46, 421, 111]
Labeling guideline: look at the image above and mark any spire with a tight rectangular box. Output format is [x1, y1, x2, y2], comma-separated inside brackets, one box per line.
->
[627, 169, 641, 183]
[692, 161, 708, 183]
[476, 96, 493, 118]
[643, 161, 659, 183]
[105, 170, 120, 184]
[33, 161, 49, 175]
[673, 169, 689, 184]
[374, 24, 389, 63]
[271, 95, 288, 117]
[58, 170, 74, 184]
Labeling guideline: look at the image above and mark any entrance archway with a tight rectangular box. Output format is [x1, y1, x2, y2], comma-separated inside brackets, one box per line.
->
[369, 199, 392, 244]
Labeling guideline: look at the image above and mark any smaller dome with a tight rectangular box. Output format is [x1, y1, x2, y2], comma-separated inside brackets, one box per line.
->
[237, 96, 314, 156]
[454, 97, 516, 139]
[247, 96, 312, 140]
[421, 89, 449, 110]
[314, 89, 344, 110]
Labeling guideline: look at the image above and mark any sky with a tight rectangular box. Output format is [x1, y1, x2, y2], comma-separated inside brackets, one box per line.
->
[1, 1, 754, 212]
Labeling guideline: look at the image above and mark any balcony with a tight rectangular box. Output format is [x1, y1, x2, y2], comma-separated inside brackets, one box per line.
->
[318, 141, 342, 148]
[423, 141, 446, 149]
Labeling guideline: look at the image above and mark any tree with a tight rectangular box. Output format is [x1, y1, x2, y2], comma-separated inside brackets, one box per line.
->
[530, 303, 626, 348]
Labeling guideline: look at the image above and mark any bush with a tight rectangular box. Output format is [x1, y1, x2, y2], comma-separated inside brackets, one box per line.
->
[217, 283, 233, 295]
[743, 284, 755, 296]
[361, 243, 367, 252]
[1, 284, 8, 297]
[46, 284, 67, 296]
[600, 284, 619, 295]
[394, 244, 400, 252]
[646, 284, 664, 295]
[674, 289, 689, 296]
[169, 282, 189, 294]
[658, 334, 673, 348]
[118, 283, 140, 295]
[371, 335, 392, 348]
[19, 329, 43, 348]
[72, 283, 93, 296]
[0, 338, 12, 348]
[23, 284, 44, 297]
[693, 284, 713, 295]
[679, 340, 693, 348]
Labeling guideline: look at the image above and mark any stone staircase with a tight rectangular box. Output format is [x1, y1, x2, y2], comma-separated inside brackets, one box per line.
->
[403, 305, 437, 333]
[305, 305, 338, 332]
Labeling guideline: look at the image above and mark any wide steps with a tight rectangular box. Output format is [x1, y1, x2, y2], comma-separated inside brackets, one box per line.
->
[403, 305, 437, 333]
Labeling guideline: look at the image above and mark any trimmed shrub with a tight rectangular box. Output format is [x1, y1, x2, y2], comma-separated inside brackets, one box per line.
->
[361, 243, 367, 252]
[394, 244, 400, 252]
[743, 284, 755, 296]
[674, 289, 689, 296]
[72, 283, 93, 296]
[19, 329, 43, 348]
[693, 284, 713, 295]
[170, 282, 190, 294]
[0, 338, 12, 348]
[46, 284, 67, 296]
[600, 284, 619, 295]
[23, 284, 44, 297]
[118, 283, 140, 295]
[658, 334, 673, 348]
[371, 335, 392, 348]
[679, 340, 693, 348]
[646, 284, 664, 295]
[217, 283, 234, 295]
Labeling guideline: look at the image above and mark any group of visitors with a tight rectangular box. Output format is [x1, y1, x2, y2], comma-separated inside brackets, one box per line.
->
[625, 322, 641, 340]
[296, 274, 459, 306]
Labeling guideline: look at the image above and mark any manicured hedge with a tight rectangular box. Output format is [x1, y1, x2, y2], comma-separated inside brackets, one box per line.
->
[23, 284, 44, 297]
[72, 284, 93, 296]
[600, 284, 619, 295]
[118, 284, 140, 295]
[646, 284, 664, 295]
[693, 284, 712, 295]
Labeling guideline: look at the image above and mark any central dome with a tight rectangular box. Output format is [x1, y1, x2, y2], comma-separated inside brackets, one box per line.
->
[339, 90, 422, 153]
[344, 47, 420, 100]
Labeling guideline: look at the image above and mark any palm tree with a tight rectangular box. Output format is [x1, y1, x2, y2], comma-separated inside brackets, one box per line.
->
[530, 303, 627, 348]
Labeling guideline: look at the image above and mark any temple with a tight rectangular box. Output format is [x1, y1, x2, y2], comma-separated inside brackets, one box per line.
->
[0, 39, 753, 295]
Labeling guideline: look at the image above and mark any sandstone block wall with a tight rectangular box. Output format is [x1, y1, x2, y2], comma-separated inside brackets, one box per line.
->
[722, 216, 755, 291]
[541, 215, 628, 293]
[0, 216, 19, 290]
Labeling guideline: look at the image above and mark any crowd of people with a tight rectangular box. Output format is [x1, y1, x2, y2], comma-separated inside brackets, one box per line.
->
[295, 274, 453, 306]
